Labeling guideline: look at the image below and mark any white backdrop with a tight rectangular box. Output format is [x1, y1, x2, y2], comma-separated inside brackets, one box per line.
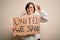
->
[0, 0, 60, 40]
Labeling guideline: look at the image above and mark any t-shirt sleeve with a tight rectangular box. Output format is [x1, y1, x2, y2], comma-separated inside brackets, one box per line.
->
[39, 10, 48, 23]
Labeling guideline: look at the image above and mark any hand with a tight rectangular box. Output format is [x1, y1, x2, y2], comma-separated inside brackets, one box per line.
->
[36, 5, 41, 12]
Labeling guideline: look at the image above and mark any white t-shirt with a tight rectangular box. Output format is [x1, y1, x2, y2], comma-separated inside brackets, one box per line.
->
[24, 10, 48, 39]
[23, 10, 48, 40]
[34, 10, 48, 39]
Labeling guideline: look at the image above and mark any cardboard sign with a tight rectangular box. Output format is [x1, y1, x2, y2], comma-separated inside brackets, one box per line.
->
[13, 15, 40, 36]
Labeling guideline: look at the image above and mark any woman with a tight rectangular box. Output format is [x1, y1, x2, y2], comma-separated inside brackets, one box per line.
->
[13, 2, 48, 40]
[23, 2, 48, 40]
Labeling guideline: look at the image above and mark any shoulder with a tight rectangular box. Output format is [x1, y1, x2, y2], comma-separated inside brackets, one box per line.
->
[34, 10, 40, 15]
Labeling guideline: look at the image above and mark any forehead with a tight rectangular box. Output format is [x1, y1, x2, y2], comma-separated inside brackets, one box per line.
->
[29, 4, 33, 7]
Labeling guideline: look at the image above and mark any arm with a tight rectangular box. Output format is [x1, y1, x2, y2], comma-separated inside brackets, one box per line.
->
[39, 10, 48, 23]
[36, 5, 48, 23]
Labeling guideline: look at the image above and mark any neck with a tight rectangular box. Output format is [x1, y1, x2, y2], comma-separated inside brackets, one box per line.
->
[27, 13, 34, 15]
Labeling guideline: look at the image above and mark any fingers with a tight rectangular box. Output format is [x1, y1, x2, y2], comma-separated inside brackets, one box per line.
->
[36, 5, 41, 10]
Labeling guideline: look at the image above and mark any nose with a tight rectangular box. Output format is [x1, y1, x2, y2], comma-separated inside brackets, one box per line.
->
[27, 8, 31, 12]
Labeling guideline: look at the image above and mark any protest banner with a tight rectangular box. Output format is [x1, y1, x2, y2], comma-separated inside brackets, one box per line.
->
[13, 15, 40, 36]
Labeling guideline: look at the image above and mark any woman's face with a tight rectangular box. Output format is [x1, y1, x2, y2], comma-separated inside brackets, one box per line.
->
[26, 4, 34, 15]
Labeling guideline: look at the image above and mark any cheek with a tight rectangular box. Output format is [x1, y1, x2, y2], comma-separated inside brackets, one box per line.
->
[31, 9, 34, 12]
[27, 9, 29, 12]
[32, 8, 34, 11]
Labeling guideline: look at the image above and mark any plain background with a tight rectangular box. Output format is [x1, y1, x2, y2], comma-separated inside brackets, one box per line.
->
[0, 0, 60, 40]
